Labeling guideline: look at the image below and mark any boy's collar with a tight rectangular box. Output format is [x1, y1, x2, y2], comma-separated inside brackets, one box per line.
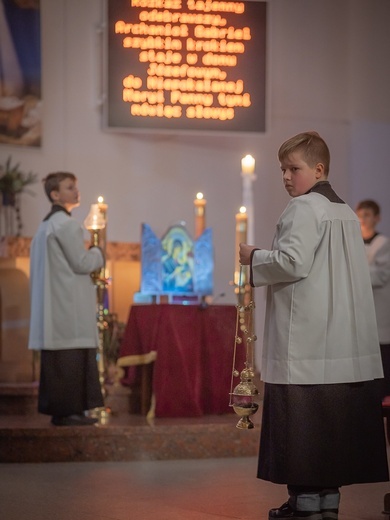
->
[305, 181, 345, 204]
[305, 181, 330, 194]
[43, 204, 71, 221]
[364, 232, 379, 245]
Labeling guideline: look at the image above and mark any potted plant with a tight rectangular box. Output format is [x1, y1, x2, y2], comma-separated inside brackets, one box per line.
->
[0, 156, 38, 236]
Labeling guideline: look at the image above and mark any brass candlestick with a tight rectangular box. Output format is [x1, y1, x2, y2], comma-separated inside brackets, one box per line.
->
[84, 203, 110, 423]
[230, 266, 259, 429]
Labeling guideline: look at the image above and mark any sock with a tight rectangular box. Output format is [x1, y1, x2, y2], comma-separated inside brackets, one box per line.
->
[288, 491, 321, 512]
[320, 489, 340, 510]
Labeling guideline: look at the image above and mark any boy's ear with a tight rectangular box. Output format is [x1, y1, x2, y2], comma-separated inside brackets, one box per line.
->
[315, 162, 325, 178]
[50, 189, 59, 202]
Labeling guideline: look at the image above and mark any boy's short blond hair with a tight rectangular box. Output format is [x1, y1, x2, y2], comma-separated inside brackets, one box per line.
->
[278, 131, 330, 177]
[43, 172, 77, 202]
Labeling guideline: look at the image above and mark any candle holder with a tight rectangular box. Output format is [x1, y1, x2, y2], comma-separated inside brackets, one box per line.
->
[84, 202, 111, 423]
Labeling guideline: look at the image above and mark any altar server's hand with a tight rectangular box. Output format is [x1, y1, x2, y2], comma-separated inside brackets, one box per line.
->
[239, 243, 257, 265]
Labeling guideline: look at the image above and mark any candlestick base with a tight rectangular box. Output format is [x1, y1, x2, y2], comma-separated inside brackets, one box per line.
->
[88, 405, 112, 425]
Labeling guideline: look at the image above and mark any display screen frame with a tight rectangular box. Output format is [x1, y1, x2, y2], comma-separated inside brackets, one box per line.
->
[102, 0, 267, 136]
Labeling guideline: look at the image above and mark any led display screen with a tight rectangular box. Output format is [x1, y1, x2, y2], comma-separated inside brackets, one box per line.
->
[105, 0, 267, 134]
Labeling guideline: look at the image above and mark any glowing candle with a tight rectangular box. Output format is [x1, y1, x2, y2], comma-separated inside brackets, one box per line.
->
[84, 204, 105, 230]
[97, 196, 108, 218]
[241, 154, 256, 246]
[194, 192, 206, 239]
[234, 206, 248, 286]
[241, 154, 255, 175]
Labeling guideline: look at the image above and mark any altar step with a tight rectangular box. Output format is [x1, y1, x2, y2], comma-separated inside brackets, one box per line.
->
[0, 381, 39, 415]
[0, 412, 260, 463]
[0, 380, 261, 463]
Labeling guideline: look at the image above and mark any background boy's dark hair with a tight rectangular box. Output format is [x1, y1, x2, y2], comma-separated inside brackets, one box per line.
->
[43, 172, 77, 202]
[356, 199, 381, 216]
[278, 131, 331, 177]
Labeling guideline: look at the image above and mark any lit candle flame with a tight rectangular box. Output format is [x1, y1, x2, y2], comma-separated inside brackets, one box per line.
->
[241, 155, 255, 175]
[97, 196, 104, 203]
[196, 192, 204, 200]
[239, 206, 247, 214]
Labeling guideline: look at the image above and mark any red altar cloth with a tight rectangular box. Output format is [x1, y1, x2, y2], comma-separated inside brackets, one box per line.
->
[118, 304, 245, 418]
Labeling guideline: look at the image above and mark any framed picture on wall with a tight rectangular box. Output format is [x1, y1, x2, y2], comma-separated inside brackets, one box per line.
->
[0, 0, 42, 147]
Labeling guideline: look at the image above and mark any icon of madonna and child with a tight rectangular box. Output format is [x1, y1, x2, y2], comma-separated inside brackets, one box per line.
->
[139, 223, 214, 298]
[162, 232, 194, 292]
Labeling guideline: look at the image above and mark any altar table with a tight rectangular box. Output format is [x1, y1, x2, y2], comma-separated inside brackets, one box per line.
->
[118, 304, 245, 418]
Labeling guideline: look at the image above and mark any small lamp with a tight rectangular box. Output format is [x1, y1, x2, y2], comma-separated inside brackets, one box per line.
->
[84, 204, 106, 247]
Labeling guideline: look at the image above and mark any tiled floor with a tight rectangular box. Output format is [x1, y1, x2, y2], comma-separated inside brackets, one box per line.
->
[1, 451, 390, 519]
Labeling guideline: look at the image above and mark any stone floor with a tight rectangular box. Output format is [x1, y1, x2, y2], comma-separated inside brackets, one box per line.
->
[1, 455, 390, 520]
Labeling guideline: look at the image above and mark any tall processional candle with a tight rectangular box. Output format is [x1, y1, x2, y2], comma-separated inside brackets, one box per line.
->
[234, 206, 248, 286]
[241, 154, 256, 246]
[241, 154, 255, 175]
[194, 192, 206, 239]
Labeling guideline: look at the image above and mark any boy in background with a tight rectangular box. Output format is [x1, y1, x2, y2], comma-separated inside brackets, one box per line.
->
[28, 172, 104, 426]
[240, 132, 388, 520]
[356, 199, 390, 396]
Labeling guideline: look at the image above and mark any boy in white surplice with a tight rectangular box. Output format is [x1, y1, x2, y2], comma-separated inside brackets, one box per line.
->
[28, 172, 104, 426]
[240, 132, 388, 520]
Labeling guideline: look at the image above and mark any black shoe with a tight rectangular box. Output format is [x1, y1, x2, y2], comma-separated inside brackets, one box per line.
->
[269, 502, 322, 520]
[51, 414, 98, 426]
[321, 510, 338, 520]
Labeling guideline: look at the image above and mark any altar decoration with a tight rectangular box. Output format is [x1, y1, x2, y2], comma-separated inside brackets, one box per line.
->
[133, 192, 213, 303]
[135, 222, 213, 304]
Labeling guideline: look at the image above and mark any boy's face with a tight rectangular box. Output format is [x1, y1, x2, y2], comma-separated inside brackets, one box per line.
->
[356, 208, 379, 234]
[51, 178, 80, 211]
[280, 151, 325, 198]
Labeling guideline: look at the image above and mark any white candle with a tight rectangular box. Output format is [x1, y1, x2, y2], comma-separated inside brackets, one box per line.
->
[234, 206, 248, 286]
[194, 192, 206, 239]
[241, 155, 256, 246]
[241, 154, 255, 175]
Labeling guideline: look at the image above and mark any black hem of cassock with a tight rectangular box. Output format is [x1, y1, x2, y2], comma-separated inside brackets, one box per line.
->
[258, 380, 389, 487]
[38, 348, 104, 417]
